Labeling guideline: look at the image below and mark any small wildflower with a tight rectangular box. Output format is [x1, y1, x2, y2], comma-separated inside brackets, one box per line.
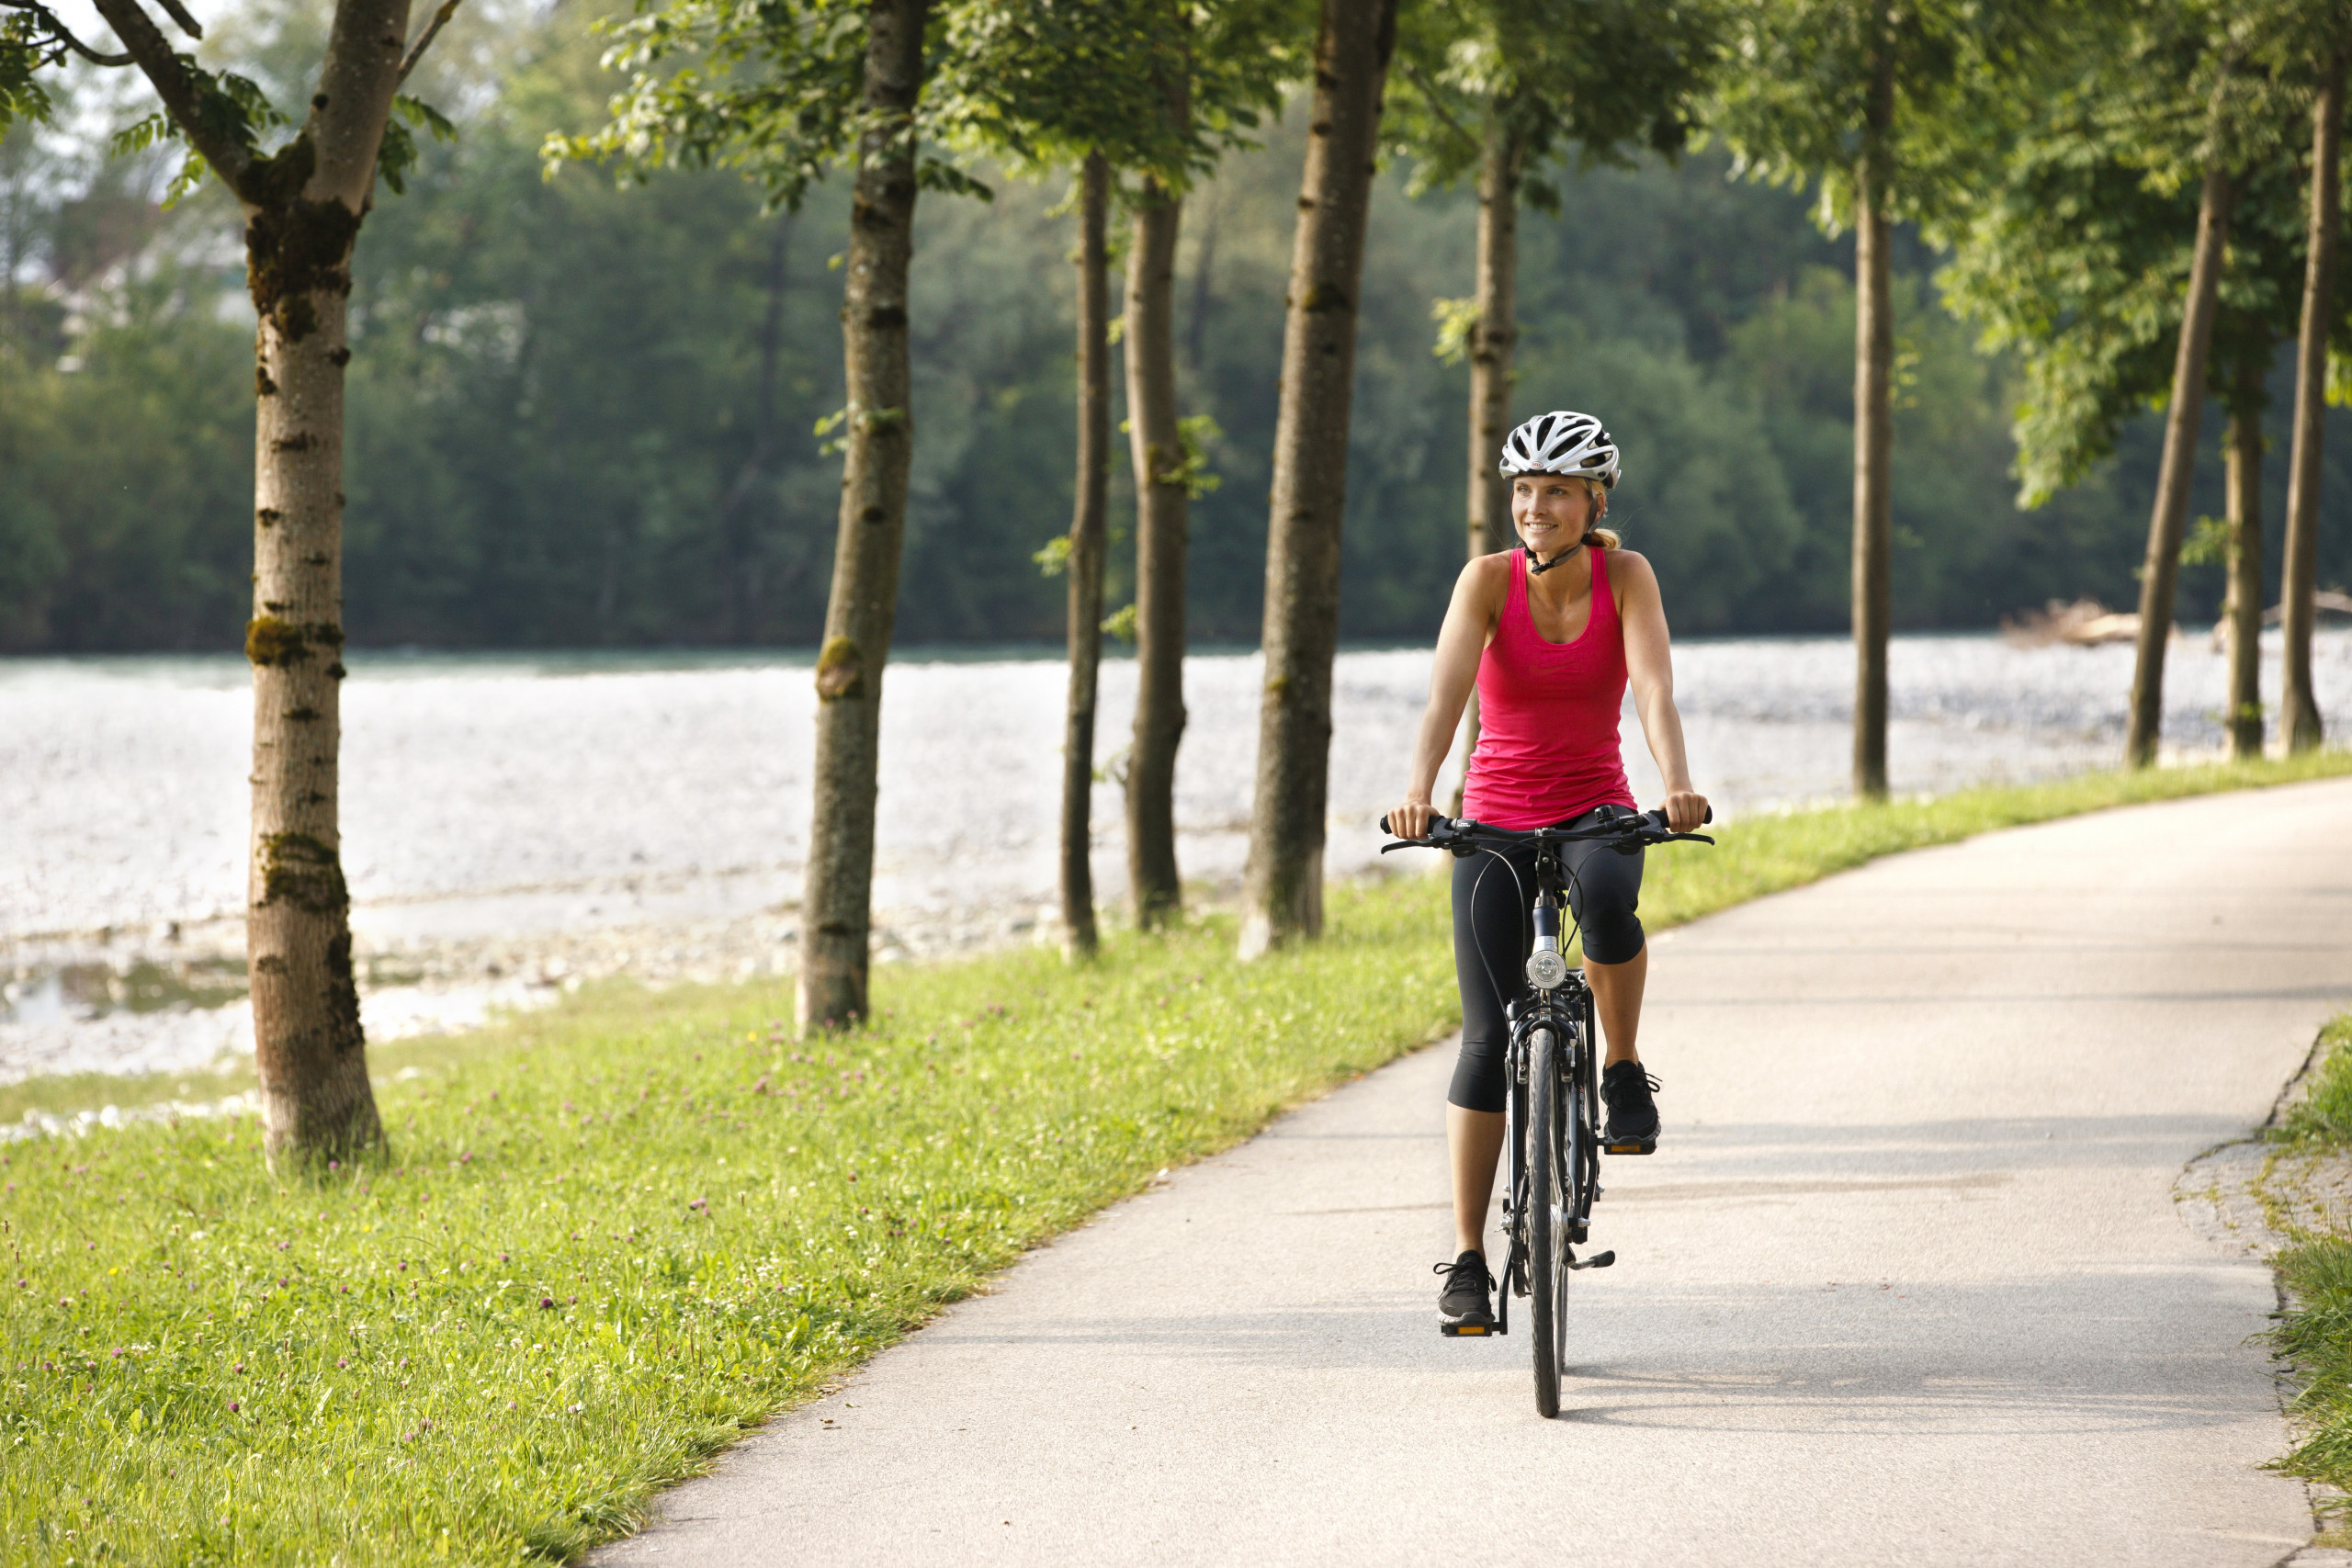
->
[228, 1401, 240, 1413]
[336, 1359, 348, 1369]
[540, 1296, 555, 1308]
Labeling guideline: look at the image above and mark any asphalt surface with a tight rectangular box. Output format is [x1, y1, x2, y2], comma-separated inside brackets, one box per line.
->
[595, 778, 2352, 1567]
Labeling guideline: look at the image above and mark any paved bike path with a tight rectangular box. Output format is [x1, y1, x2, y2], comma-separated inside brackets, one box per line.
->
[596, 778, 2352, 1567]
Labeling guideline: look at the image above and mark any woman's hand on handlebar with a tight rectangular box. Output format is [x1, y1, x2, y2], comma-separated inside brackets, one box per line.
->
[1659, 790, 1710, 835]
[1386, 796, 1437, 841]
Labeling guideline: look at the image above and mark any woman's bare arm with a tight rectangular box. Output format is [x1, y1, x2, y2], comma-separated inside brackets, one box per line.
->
[1614, 551, 1710, 833]
[1388, 558, 1502, 840]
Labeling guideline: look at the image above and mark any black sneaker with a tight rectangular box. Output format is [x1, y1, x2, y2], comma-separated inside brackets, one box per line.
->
[1434, 1249, 1497, 1335]
[1602, 1060, 1661, 1154]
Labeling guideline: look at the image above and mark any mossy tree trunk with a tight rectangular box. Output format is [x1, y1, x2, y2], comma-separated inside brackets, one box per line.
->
[1449, 113, 1521, 818]
[1060, 152, 1111, 959]
[797, 0, 926, 1032]
[1238, 0, 1398, 959]
[1125, 172, 1188, 931]
[91, 0, 430, 1171]
[2128, 164, 2233, 769]
[1849, 20, 1895, 803]
[2223, 366, 2266, 761]
[2282, 52, 2341, 756]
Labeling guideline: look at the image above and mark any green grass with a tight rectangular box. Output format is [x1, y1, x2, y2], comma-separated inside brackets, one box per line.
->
[5, 748, 2348, 1564]
[2267, 1011, 2352, 1523]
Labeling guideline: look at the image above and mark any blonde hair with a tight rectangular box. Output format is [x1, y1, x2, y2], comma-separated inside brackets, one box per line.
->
[1577, 477, 1621, 550]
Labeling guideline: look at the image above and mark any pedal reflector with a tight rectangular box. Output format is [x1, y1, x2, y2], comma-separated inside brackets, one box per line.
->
[1604, 1140, 1656, 1156]
[1441, 1323, 1492, 1337]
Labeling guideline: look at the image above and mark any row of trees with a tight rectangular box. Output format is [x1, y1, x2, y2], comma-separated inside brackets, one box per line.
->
[3, 0, 2345, 1166]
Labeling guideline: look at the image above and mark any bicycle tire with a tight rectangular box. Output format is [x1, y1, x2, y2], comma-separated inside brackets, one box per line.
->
[1527, 1024, 1568, 1418]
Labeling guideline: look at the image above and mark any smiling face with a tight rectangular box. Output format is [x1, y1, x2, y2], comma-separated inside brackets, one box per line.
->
[1510, 473, 1601, 558]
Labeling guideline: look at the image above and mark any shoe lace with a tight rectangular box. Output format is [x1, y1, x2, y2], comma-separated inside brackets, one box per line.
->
[1605, 1064, 1661, 1099]
[1432, 1254, 1493, 1291]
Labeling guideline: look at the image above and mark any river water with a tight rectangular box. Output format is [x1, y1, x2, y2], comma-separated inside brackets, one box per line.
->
[5, 628, 2346, 1086]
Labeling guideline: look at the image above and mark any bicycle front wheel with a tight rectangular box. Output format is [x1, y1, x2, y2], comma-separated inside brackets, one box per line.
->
[1526, 1024, 1570, 1418]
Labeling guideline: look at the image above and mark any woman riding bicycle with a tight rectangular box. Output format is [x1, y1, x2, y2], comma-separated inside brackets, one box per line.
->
[1386, 410, 1709, 1334]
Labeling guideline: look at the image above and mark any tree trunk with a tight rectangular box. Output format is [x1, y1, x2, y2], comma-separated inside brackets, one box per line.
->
[2126, 164, 2233, 769]
[1450, 115, 1521, 818]
[1125, 178, 1188, 930]
[1237, 0, 1398, 960]
[1060, 153, 1111, 959]
[2224, 370, 2266, 761]
[1850, 28, 1895, 803]
[91, 0, 433, 1168]
[240, 1, 413, 1173]
[797, 0, 926, 1032]
[2282, 53, 2341, 755]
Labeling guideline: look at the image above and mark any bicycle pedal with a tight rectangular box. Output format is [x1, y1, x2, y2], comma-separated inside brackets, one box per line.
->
[1567, 1250, 1615, 1270]
[1440, 1322, 1500, 1337]
[1603, 1138, 1657, 1156]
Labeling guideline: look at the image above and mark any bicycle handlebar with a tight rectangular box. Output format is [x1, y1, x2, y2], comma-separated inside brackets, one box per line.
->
[1376, 806, 1714, 852]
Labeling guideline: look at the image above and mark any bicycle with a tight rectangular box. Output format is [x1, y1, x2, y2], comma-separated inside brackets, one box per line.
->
[1379, 805, 1713, 1417]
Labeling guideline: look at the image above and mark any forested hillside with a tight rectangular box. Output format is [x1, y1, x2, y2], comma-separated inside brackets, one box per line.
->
[2, 4, 2346, 654]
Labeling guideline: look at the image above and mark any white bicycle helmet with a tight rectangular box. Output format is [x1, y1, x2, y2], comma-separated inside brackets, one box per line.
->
[1498, 410, 1621, 490]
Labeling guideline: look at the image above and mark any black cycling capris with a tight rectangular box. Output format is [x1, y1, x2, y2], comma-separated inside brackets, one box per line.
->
[1447, 803, 1646, 1113]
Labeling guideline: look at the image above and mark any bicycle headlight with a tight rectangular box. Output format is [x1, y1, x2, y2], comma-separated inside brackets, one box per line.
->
[1525, 946, 1568, 990]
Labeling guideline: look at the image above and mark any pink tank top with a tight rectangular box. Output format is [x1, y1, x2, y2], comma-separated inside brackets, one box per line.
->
[1459, 546, 1635, 829]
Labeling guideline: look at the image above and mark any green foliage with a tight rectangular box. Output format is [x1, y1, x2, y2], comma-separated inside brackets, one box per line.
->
[1032, 533, 1074, 576]
[940, 0, 1303, 186]
[1387, 0, 1721, 202]
[21, 7, 2352, 651]
[1937, 9, 2340, 505]
[1430, 292, 1477, 362]
[1710, 0, 2048, 233]
[375, 94, 460, 197]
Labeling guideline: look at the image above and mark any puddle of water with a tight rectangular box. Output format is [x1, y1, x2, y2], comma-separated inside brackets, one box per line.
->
[1, 957, 250, 1025]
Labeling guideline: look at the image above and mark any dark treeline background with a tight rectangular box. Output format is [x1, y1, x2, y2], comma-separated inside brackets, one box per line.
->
[5, 7, 2351, 655]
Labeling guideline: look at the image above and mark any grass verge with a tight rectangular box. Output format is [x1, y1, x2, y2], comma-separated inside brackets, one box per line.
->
[2266, 1012, 2352, 1526]
[5, 748, 2348, 1563]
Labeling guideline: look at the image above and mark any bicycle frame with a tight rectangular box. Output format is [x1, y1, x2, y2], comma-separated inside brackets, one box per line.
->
[1492, 837, 1601, 1337]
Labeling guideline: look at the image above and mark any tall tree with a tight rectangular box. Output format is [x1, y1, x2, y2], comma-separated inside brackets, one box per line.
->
[562, 0, 1003, 1031]
[1713, 0, 2040, 799]
[1063, 153, 1113, 953]
[1115, 2, 1295, 930]
[1237, 0, 1399, 958]
[1942, 11, 2327, 761]
[5, 0, 463, 1169]
[2279, 28, 2347, 752]
[948, 0, 1286, 951]
[1125, 97, 1192, 931]
[2222, 354, 2267, 759]
[2127, 157, 2233, 768]
[1389, 0, 1721, 811]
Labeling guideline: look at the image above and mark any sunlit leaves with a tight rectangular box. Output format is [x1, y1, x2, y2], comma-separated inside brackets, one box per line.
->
[550, 0, 1307, 209]
[1385, 0, 1723, 197]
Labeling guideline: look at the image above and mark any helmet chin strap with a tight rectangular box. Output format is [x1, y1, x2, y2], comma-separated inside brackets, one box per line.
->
[1524, 534, 1600, 576]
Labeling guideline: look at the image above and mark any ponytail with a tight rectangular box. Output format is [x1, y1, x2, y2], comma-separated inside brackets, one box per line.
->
[1580, 477, 1618, 549]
